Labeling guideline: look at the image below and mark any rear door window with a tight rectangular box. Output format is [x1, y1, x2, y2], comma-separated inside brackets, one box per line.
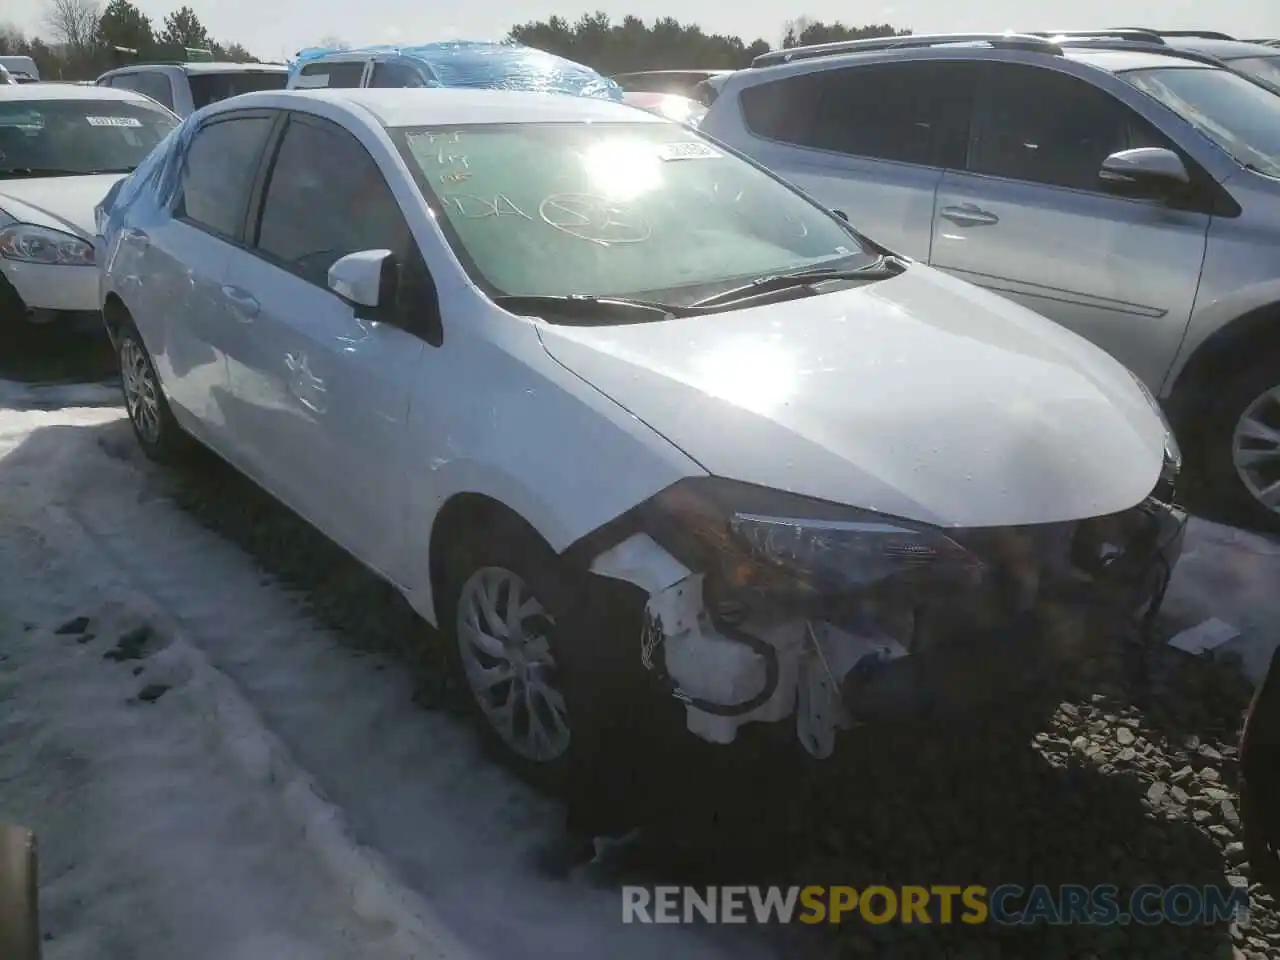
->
[178, 113, 275, 238]
[294, 60, 366, 89]
[130, 71, 175, 110]
[369, 61, 429, 87]
[739, 61, 976, 168]
[189, 71, 289, 109]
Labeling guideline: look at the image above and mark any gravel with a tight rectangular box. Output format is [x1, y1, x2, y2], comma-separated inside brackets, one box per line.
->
[153, 446, 1278, 960]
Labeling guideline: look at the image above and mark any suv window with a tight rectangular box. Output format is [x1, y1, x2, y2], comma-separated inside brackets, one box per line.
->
[369, 61, 428, 88]
[254, 114, 410, 287]
[188, 71, 288, 109]
[125, 71, 175, 110]
[741, 61, 975, 168]
[970, 63, 1171, 192]
[179, 115, 274, 237]
[294, 60, 366, 89]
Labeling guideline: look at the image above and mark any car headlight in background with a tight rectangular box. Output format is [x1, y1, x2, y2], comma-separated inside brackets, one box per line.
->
[641, 477, 986, 609]
[0, 223, 95, 266]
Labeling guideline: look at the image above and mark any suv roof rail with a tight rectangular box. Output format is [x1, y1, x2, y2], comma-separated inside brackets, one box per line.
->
[1051, 37, 1231, 66]
[1028, 29, 1165, 43]
[750, 32, 1062, 68]
[1117, 28, 1237, 40]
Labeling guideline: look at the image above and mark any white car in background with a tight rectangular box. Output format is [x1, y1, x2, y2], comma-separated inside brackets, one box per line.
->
[0, 84, 177, 336]
[96, 88, 1185, 801]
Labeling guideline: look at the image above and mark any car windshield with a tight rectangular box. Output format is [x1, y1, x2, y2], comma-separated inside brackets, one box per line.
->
[0, 97, 177, 177]
[389, 121, 875, 301]
[188, 71, 288, 110]
[1227, 55, 1280, 93]
[1121, 65, 1280, 178]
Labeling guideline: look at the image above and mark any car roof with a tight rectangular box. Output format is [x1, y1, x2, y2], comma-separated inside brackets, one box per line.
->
[0, 83, 157, 103]
[1060, 47, 1218, 72]
[101, 61, 288, 75]
[219, 88, 669, 127]
[1159, 36, 1280, 60]
[738, 42, 1218, 83]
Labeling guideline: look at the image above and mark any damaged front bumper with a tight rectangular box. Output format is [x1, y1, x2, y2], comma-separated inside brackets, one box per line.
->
[582, 475, 1187, 760]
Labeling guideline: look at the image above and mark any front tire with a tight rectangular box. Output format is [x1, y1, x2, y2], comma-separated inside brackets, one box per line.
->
[116, 319, 187, 463]
[1197, 357, 1280, 533]
[438, 515, 650, 806]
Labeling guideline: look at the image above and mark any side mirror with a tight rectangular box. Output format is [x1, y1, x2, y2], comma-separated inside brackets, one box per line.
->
[327, 249, 396, 312]
[1099, 147, 1190, 195]
[832, 209, 849, 222]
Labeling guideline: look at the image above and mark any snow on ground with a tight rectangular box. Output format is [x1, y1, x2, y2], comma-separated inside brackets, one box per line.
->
[0, 396, 794, 960]
[2, 386, 1278, 960]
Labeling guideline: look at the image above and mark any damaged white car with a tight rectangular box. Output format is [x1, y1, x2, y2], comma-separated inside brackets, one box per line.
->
[95, 88, 1186, 787]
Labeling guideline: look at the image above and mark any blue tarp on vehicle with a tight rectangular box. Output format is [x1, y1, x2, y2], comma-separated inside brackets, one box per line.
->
[289, 40, 623, 101]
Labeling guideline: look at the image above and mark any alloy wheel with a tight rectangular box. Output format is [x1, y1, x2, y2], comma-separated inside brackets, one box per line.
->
[456, 566, 571, 763]
[120, 338, 161, 446]
[1232, 383, 1280, 518]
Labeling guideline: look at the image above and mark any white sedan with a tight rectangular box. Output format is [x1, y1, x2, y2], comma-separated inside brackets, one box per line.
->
[96, 87, 1186, 795]
[0, 83, 177, 336]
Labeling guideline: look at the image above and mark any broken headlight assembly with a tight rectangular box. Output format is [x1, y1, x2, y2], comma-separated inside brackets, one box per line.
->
[640, 477, 988, 621]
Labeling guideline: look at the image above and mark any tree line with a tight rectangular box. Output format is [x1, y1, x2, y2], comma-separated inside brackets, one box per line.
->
[1, 1, 909, 81]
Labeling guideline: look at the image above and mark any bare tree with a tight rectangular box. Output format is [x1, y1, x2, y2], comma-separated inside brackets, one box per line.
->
[315, 35, 350, 50]
[44, 0, 100, 52]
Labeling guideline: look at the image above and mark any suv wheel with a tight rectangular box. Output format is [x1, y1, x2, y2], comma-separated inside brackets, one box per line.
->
[1200, 357, 1280, 531]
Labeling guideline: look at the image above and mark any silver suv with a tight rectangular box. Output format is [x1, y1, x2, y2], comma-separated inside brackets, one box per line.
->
[699, 32, 1280, 530]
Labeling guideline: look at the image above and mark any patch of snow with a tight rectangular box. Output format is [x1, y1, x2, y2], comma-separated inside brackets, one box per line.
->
[0, 513, 437, 960]
[0, 408, 784, 959]
[1162, 518, 1280, 688]
[1167, 617, 1240, 655]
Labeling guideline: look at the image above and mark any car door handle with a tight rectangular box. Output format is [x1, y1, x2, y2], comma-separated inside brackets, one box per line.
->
[221, 285, 260, 321]
[939, 204, 1000, 227]
[123, 228, 150, 248]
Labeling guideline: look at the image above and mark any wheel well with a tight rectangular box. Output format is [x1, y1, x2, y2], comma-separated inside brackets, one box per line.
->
[427, 493, 551, 613]
[102, 293, 130, 344]
[1167, 302, 1280, 429]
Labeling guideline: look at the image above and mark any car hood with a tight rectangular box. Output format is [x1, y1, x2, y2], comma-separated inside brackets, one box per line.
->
[0, 174, 126, 239]
[535, 264, 1168, 528]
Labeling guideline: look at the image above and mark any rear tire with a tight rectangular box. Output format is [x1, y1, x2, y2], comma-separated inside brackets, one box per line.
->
[0, 825, 40, 960]
[1196, 357, 1280, 533]
[116, 318, 188, 464]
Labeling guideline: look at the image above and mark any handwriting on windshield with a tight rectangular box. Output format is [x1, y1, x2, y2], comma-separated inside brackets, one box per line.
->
[539, 194, 650, 245]
[442, 194, 532, 220]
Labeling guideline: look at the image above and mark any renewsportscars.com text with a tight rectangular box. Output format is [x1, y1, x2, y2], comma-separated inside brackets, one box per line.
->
[622, 884, 1250, 926]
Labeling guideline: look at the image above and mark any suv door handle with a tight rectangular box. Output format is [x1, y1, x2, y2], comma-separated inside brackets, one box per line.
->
[940, 204, 1000, 227]
[221, 285, 260, 321]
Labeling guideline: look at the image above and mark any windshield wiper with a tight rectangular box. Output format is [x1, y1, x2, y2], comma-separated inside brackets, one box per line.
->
[494, 293, 699, 323]
[689, 255, 906, 309]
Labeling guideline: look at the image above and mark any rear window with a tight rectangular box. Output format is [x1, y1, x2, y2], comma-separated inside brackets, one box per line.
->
[188, 71, 288, 109]
[294, 61, 366, 89]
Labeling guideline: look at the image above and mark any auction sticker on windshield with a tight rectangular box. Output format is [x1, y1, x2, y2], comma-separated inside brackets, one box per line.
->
[86, 116, 142, 127]
[657, 141, 721, 161]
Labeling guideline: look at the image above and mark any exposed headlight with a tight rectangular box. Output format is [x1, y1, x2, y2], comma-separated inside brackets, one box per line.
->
[642, 477, 986, 605]
[0, 223, 95, 266]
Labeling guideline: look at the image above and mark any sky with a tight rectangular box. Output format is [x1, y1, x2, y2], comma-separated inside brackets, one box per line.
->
[6, 0, 1280, 62]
